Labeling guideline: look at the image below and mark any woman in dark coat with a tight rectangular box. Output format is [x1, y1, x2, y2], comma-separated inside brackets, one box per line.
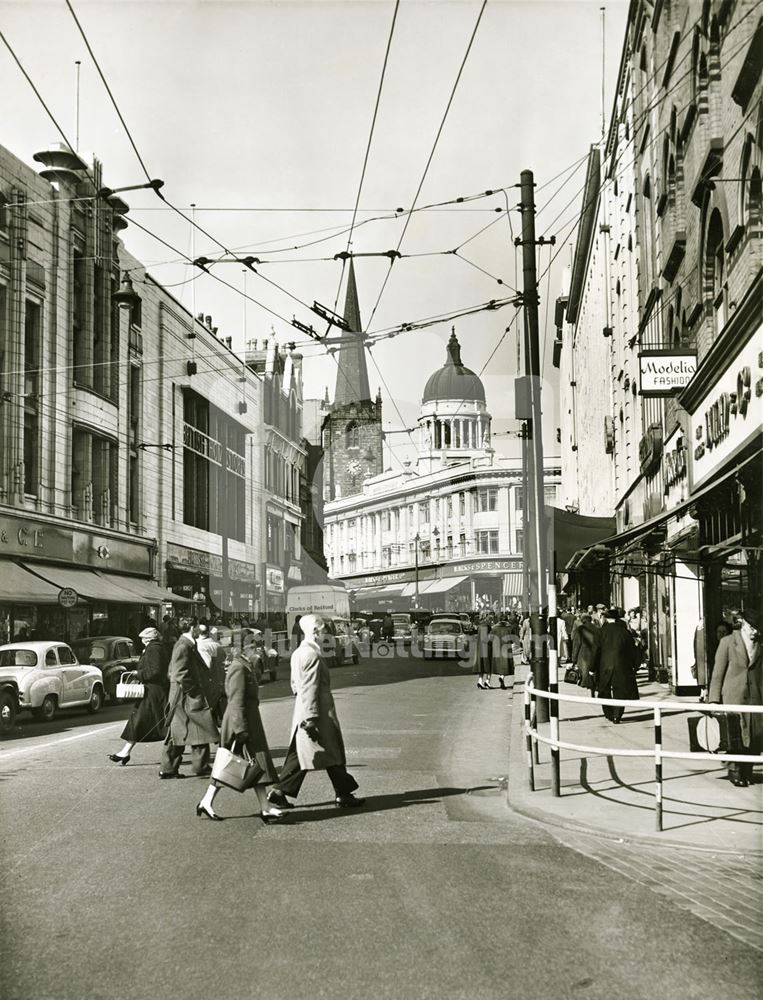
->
[196, 639, 285, 822]
[595, 609, 640, 723]
[107, 627, 169, 765]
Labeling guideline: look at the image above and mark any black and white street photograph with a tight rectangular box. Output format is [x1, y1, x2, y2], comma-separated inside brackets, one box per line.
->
[0, 1, 761, 998]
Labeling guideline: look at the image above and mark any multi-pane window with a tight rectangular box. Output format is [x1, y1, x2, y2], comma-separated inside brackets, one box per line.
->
[476, 529, 499, 554]
[515, 488, 524, 511]
[23, 301, 41, 496]
[543, 485, 557, 505]
[382, 510, 391, 530]
[515, 529, 524, 553]
[476, 487, 498, 512]
[418, 501, 428, 522]
[459, 492, 466, 517]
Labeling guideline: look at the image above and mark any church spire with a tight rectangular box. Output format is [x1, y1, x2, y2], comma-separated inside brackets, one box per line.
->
[332, 258, 372, 406]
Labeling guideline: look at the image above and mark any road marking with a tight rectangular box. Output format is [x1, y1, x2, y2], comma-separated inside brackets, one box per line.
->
[0, 723, 122, 761]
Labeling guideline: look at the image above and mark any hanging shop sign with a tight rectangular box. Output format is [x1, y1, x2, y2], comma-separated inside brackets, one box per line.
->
[690, 338, 763, 487]
[639, 350, 697, 396]
[639, 423, 663, 476]
[663, 438, 687, 492]
[266, 566, 284, 593]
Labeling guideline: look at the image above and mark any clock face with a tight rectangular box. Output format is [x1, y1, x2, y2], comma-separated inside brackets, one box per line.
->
[346, 459, 362, 476]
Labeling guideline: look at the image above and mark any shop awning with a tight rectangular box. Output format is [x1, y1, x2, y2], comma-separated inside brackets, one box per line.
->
[419, 576, 467, 595]
[22, 565, 142, 604]
[377, 584, 407, 598]
[96, 572, 193, 605]
[0, 561, 80, 605]
[565, 446, 762, 568]
[502, 573, 524, 597]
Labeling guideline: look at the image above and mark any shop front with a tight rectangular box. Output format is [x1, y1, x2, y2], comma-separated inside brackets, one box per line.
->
[681, 311, 763, 657]
[165, 541, 257, 621]
[0, 509, 177, 643]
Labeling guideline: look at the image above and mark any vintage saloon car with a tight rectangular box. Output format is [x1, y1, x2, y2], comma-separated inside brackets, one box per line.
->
[0, 641, 106, 726]
[70, 636, 140, 703]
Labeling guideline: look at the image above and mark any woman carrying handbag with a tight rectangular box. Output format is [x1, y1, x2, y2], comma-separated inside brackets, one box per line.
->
[196, 636, 285, 823]
[108, 626, 169, 765]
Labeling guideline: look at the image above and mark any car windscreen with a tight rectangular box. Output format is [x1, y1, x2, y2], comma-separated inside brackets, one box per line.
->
[392, 616, 411, 625]
[428, 622, 461, 635]
[0, 649, 38, 667]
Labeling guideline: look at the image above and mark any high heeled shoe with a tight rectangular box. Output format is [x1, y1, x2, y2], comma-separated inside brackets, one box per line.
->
[483, 680, 493, 689]
[107, 753, 130, 766]
[196, 802, 223, 821]
[477, 680, 486, 690]
[498, 677, 506, 690]
[261, 807, 287, 824]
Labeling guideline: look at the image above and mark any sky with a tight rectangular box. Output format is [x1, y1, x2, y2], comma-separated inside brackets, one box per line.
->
[1, 0, 629, 469]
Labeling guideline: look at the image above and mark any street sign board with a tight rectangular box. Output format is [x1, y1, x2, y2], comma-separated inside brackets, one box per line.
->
[638, 349, 697, 396]
[57, 587, 78, 608]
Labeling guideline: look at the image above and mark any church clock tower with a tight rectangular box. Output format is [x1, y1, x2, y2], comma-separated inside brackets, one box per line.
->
[321, 260, 383, 500]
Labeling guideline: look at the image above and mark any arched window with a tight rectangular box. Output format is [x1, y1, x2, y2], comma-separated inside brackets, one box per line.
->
[740, 132, 763, 231]
[345, 421, 359, 449]
[703, 208, 727, 334]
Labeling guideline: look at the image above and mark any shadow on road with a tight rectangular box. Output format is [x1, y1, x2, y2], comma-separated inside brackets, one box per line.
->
[267, 785, 497, 823]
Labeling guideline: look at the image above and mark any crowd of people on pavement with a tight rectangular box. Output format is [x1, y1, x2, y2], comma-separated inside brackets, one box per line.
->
[107, 613, 364, 823]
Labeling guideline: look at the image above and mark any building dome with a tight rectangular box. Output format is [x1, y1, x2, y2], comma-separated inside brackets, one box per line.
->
[422, 330, 485, 404]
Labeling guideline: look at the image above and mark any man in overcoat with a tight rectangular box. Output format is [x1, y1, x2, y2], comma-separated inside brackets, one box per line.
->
[267, 613, 363, 810]
[159, 617, 220, 779]
[571, 613, 601, 694]
[709, 609, 762, 786]
[595, 607, 640, 722]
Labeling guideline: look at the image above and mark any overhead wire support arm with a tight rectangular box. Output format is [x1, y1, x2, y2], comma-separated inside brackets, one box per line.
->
[333, 250, 402, 261]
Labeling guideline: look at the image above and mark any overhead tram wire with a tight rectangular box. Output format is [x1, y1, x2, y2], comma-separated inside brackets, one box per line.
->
[364, 0, 488, 333]
[331, 0, 399, 315]
[359, 0, 488, 460]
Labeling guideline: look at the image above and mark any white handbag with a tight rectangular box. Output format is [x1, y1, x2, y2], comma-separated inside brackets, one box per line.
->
[211, 741, 263, 792]
[115, 671, 145, 700]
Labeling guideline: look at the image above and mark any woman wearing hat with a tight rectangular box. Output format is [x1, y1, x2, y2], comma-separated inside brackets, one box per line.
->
[195, 634, 285, 822]
[107, 626, 170, 765]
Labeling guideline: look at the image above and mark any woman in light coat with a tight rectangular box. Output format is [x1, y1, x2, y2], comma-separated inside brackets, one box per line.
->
[196, 640, 285, 822]
[709, 610, 762, 787]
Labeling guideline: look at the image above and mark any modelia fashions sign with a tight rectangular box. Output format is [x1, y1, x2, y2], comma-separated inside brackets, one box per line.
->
[639, 350, 697, 396]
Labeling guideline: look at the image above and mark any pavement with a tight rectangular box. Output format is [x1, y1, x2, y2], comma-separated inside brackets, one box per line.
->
[504, 661, 763, 856]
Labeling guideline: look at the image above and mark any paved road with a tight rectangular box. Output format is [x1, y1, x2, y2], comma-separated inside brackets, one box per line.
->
[1, 653, 760, 1000]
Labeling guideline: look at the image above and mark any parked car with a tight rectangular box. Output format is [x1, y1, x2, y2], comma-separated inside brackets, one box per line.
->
[328, 618, 360, 666]
[70, 636, 140, 703]
[423, 619, 470, 659]
[0, 641, 106, 725]
[391, 613, 414, 646]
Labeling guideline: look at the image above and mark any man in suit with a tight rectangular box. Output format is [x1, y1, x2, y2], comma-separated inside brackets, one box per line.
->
[709, 609, 762, 787]
[160, 617, 220, 779]
[267, 614, 363, 810]
[571, 613, 601, 694]
[596, 607, 640, 723]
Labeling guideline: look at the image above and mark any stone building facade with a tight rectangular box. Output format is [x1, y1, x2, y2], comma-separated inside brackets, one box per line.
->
[560, 0, 762, 691]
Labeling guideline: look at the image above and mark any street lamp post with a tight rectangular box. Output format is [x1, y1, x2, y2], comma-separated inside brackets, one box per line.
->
[414, 532, 420, 608]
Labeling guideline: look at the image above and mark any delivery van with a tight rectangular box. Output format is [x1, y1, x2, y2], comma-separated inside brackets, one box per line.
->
[285, 583, 351, 647]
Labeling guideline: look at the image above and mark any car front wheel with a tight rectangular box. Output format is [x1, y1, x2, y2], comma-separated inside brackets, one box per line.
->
[0, 690, 17, 735]
[33, 695, 57, 722]
[87, 686, 104, 714]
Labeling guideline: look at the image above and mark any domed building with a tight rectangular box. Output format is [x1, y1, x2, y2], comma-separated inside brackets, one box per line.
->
[417, 330, 493, 473]
[323, 328, 561, 613]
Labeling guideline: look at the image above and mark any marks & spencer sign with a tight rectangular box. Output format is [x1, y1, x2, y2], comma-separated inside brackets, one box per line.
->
[639, 350, 697, 396]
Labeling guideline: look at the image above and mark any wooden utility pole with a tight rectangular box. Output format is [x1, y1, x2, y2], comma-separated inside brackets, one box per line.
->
[517, 169, 551, 723]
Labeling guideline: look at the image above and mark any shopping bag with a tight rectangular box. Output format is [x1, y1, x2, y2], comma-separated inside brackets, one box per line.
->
[211, 741, 263, 792]
[115, 671, 144, 700]
[687, 714, 721, 753]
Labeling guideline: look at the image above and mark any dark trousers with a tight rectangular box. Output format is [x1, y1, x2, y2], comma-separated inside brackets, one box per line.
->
[273, 736, 358, 799]
[160, 742, 211, 775]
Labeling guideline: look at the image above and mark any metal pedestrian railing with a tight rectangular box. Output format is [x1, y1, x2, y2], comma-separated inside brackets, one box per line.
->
[523, 674, 763, 832]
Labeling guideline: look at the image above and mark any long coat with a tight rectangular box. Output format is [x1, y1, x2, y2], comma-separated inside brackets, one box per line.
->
[709, 631, 763, 749]
[289, 639, 347, 770]
[596, 621, 640, 703]
[489, 623, 515, 674]
[219, 651, 279, 785]
[121, 639, 169, 743]
[166, 635, 220, 747]
[572, 621, 601, 688]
